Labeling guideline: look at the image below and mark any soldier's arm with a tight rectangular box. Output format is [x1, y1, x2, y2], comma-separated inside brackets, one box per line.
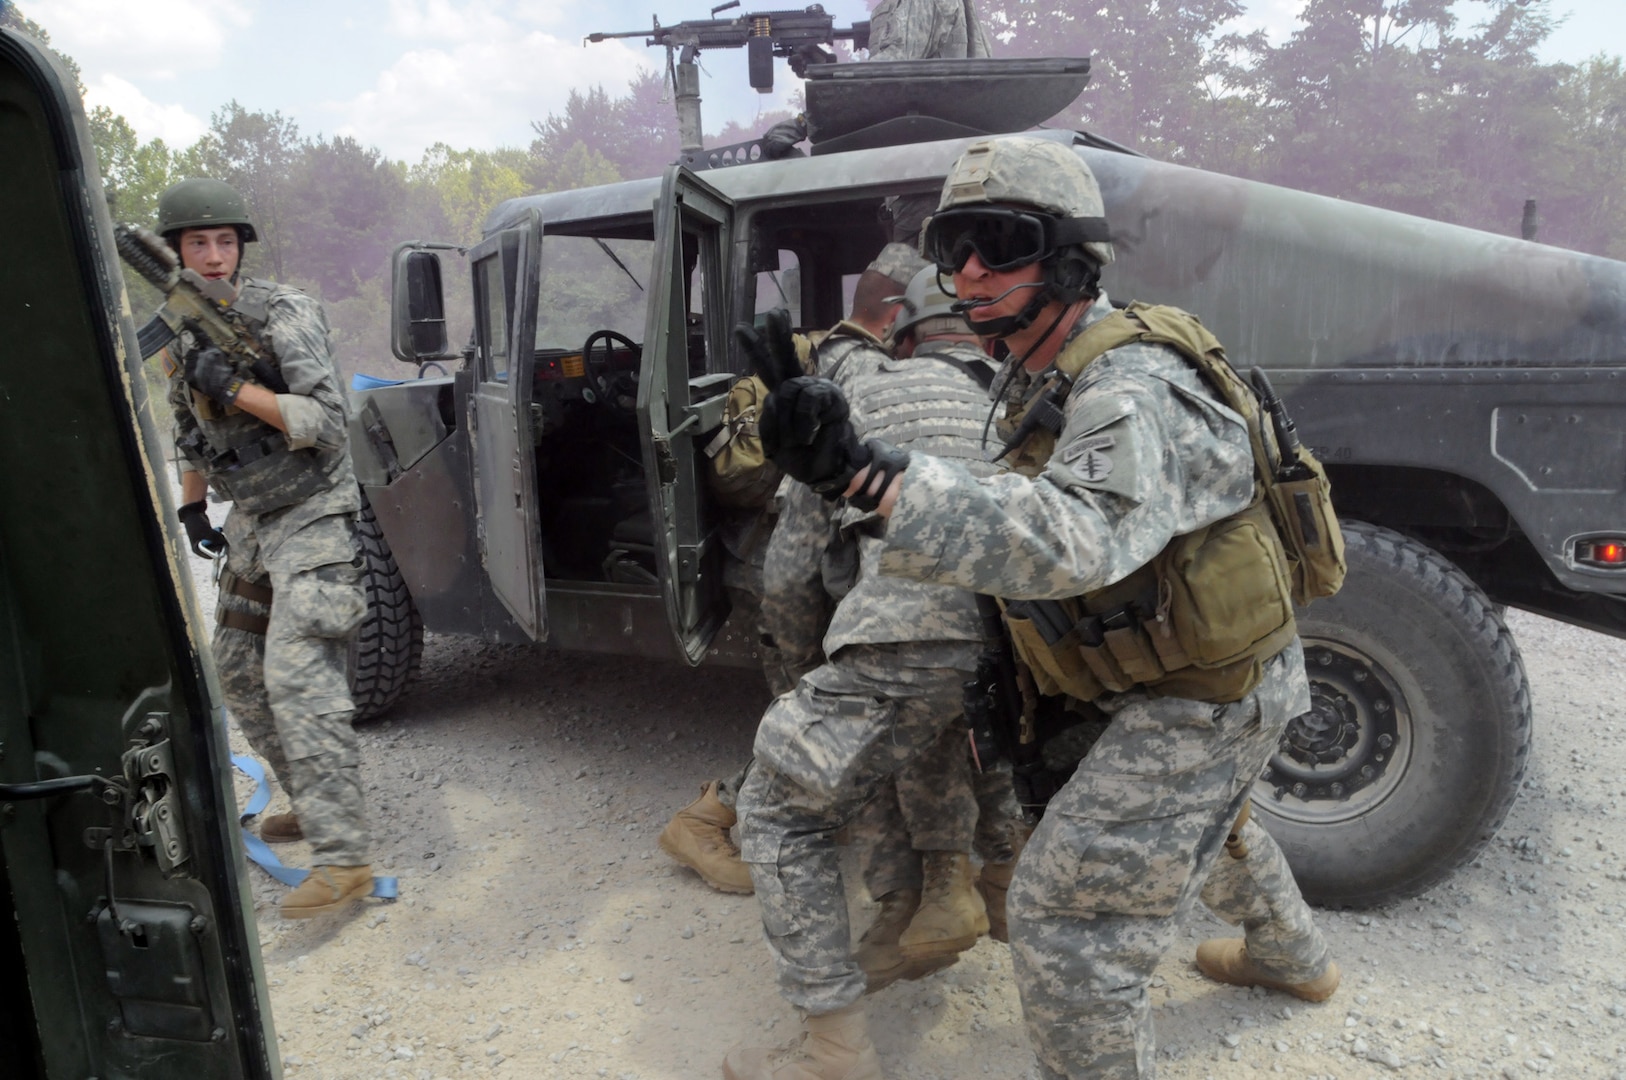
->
[263, 290, 349, 451]
[874, 350, 1254, 599]
[166, 351, 208, 491]
[761, 481, 836, 671]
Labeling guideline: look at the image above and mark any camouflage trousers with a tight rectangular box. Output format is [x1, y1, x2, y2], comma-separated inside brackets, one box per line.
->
[736, 639, 982, 1014]
[1008, 638, 1330, 1080]
[216, 509, 371, 866]
[852, 719, 1025, 899]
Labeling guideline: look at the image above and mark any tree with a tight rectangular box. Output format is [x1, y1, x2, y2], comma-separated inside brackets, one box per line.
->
[408, 144, 530, 245]
[281, 136, 408, 301]
[88, 107, 178, 223]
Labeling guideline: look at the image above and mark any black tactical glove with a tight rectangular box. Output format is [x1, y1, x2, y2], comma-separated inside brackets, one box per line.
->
[185, 346, 246, 406]
[178, 500, 227, 559]
[759, 376, 870, 498]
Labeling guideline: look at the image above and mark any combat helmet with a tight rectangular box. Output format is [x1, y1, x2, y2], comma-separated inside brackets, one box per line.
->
[887, 264, 971, 340]
[921, 136, 1113, 336]
[156, 178, 258, 243]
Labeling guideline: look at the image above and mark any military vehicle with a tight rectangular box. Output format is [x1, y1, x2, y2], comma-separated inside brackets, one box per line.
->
[351, 52, 1626, 911]
[2, 27, 277, 1079]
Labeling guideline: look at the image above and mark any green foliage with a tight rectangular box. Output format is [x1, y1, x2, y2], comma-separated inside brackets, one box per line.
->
[408, 143, 531, 245]
[88, 107, 178, 223]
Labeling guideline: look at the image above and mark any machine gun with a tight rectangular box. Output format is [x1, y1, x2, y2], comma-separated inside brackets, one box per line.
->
[588, 3, 869, 154]
[114, 223, 287, 395]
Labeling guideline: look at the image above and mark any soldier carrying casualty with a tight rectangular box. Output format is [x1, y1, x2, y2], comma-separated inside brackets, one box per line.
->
[749, 136, 1346, 1079]
[136, 178, 377, 920]
[659, 241, 930, 895]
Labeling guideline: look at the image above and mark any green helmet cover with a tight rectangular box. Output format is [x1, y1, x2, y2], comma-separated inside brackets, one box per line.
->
[157, 178, 258, 242]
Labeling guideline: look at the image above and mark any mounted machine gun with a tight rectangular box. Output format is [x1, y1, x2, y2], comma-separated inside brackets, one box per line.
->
[588, 2, 869, 153]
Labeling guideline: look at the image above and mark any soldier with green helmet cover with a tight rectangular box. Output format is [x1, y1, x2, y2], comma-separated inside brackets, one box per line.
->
[743, 135, 1342, 1078]
[155, 176, 377, 921]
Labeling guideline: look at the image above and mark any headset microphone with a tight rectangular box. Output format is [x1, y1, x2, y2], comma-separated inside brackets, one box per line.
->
[949, 280, 1047, 315]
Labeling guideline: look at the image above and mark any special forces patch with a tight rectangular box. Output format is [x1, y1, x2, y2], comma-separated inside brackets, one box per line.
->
[1059, 433, 1115, 481]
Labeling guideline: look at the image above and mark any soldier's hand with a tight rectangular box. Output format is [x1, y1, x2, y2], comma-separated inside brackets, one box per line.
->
[760, 115, 809, 159]
[178, 500, 227, 559]
[758, 375, 871, 498]
[185, 346, 246, 406]
[735, 308, 802, 389]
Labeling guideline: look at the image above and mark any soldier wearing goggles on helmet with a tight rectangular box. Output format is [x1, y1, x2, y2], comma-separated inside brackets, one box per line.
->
[741, 136, 1340, 1079]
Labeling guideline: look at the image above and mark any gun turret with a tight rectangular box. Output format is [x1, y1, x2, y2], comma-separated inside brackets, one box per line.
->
[588, 4, 869, 152]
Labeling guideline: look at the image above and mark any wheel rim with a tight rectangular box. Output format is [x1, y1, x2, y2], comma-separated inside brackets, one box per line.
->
[1255, 639, 1414, 825]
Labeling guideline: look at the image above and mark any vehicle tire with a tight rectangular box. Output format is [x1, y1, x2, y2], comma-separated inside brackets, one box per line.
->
[1252, 520, 1532, 908]
[348, 499, 424, 723]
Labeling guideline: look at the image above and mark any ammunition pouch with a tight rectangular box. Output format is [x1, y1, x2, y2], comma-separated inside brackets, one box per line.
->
[176, 427, 342, 515]
[1003, 501, 1297, 705]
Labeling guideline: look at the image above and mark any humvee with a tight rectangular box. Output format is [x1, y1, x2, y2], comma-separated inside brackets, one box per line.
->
[2, 27, 277, 1078]
[352, 56, 1626, 910]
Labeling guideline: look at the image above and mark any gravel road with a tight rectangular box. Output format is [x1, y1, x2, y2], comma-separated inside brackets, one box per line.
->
[200, 561, 1626, 1080]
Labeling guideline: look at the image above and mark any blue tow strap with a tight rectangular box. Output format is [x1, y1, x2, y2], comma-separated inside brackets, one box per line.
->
[232, 754, 398, 900]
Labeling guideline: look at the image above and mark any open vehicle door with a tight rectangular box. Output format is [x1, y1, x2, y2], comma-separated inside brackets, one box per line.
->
[639, 168, 736, 663]
[1, 27, 276, 1079]
[467, 210, 547, 640]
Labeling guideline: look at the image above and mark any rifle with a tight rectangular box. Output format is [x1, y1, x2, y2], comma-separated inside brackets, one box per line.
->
[115, 223, 288, 395]
[587, 3, 869, 153]
[964, 593, 1067, 820]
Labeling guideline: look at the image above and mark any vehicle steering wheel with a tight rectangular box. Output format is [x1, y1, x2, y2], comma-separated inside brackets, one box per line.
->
[581, 329, 642, 418]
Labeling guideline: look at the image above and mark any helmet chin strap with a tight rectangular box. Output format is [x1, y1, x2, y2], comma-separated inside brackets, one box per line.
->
[951, 280, 1051, 338]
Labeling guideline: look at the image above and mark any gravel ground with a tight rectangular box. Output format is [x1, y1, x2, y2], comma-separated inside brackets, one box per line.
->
[181, 535, 1626, 1079]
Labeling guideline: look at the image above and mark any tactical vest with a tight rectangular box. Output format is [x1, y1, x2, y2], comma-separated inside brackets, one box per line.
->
[999, 303, 1345, 705]
[169, 279, 347, 514]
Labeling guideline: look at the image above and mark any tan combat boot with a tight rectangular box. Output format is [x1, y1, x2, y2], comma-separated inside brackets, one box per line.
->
[1195, 938, 1342, 1003]
[280, 865, 373, 919]
[853, 890, 954, 993]
[722, 1002, 883, 1080]
[897, 852, 988, 961]
[976, 859, 1016, 944]
[658, 780, 754, 894]
[259, 812, 303, 844]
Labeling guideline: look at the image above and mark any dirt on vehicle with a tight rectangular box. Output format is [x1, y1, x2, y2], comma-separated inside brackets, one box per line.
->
[222, 596, 1626, 1079]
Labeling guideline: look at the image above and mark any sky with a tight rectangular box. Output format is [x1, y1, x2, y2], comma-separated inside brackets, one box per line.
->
[19, 0, 1626, 163]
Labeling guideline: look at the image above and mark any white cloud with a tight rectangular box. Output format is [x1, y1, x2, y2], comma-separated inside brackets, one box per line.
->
[84, 72, 208, 146]
[385, 0, 512, 42]
[35, 0, 251, 80]
[323, 31, 648, 160]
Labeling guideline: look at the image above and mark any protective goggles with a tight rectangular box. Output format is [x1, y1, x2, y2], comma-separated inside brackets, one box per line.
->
[921, 207, 1111, 273]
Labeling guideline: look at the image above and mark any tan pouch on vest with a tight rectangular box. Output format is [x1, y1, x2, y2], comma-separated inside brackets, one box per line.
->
[704, 373, 785, 509]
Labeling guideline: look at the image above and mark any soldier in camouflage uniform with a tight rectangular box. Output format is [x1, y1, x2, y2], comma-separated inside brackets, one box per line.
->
[661, 243, 938, 897]
[869, 0, 991, 63]
[156, 178, 374, 921]
[752, 137, 1339, 1078]
[720, 280, 1006, 1080]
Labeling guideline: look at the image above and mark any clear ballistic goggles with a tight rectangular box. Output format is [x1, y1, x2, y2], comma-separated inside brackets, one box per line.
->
[921, 207, 1111, 273]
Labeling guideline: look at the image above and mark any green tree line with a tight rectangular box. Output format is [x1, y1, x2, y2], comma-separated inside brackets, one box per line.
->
[6, 1, 1623, 379]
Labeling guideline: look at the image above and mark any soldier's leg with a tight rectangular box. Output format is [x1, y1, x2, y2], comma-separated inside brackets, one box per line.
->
[889, 718, 987, 960]
[1006, 646, 1307, 1080]
[213, 519, 287, 782]
[262, 514, 370, 868]
[735, 642, 978, 1014]
[971, 760, 1029, 942]
[1195, 815, 1335, 989]
[853, 776, 919, 899]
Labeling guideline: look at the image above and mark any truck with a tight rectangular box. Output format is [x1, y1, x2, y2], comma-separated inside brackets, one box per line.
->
[348, 55, 1626, 910]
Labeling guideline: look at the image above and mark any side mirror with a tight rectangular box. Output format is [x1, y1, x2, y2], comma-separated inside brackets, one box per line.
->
[391, 243, 459, 363]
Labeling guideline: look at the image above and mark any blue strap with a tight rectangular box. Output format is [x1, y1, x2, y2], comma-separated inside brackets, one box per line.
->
[232, 754, 398, 900]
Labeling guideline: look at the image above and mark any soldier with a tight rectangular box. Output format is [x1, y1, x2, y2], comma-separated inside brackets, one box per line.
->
[844, 267, 1030, 992]
[868, 0, 991, 63]
[751, 136, 1340, 1078]
[156, 178, 375, 920]
[719, 274, 1007, 1080]
[660, 242, 931, 896]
